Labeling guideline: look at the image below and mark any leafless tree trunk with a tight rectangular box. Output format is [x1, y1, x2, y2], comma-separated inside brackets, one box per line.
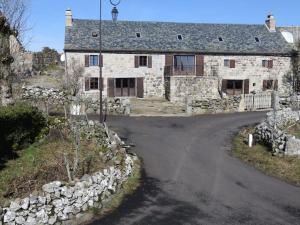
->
[64, 57, 84, 97]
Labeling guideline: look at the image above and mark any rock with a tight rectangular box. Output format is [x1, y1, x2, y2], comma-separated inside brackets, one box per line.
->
[26, 216, 36, 225]
[42, 181, 62, 193]
[38, 196, 47, 205]
[15, 216, 25, 224]
[20, 198, 29, 210]
[48, 215, 57, 225]
[3, 211, 16, 223]
[9, 201, 21, 212]
[29, 195, 38, 205]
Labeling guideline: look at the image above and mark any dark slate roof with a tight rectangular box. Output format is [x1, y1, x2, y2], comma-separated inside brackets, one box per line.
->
[65, 19, 293, 55]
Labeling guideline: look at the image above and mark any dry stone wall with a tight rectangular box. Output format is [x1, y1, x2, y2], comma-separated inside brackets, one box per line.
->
[187, 96, 242, 114]
[22, 86, 130, 115]
[254, 108, 300, 155]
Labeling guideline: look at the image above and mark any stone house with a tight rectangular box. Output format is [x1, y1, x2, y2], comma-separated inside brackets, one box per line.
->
[64, 10, 296, 103]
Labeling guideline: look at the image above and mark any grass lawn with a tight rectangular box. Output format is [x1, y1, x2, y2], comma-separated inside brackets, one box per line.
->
[0, 135, 107, 205]
[232, 128, 300, 186]
[286, 123, 300, 139]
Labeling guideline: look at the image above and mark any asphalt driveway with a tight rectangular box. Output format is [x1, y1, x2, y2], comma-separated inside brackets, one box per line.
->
[90, 112, 300, 225]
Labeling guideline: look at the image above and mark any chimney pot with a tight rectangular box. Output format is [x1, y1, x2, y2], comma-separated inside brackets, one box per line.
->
[65, 9, 73, 27]
[266, 14, 276, 32]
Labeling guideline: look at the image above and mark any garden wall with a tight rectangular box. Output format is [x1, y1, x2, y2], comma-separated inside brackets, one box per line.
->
[22, 87, 130, 115]
[254, 108, 300, 155]
[0, 120, 138, 225]
[186, 96, 242, 115]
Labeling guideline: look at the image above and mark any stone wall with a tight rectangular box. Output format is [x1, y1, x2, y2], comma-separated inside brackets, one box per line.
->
[187, 96, 242, 115]
[0, 120, 138, 224]
[169, 76, 219, 103]
[254, 108, 300, 155]
[22, 86, 130, 115]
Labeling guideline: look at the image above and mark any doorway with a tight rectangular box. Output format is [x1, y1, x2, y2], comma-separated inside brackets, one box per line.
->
[115, 78, 136, 97]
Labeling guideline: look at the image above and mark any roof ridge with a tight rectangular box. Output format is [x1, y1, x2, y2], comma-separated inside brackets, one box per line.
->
[72, 18, 265, 27]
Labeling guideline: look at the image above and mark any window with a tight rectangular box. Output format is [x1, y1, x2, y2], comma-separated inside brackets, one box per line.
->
[92, 32, 98, 37]
[139, 56, 148, 67]
[89, 55, 99, 66]
[224, 59, 235, 68]
[218, 37, 223, 42]
[262, 60, 273, 68]
[174, 55, 195, 75]
[225, 80, 243, 95]
[136, 32, 141, 38]
[177, 34, 183, 40]
[263, 80, 278, 91]
[255, 37, 260, 42]
[90, 78, 99, 90]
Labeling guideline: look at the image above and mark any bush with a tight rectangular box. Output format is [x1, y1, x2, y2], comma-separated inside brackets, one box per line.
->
[0, 103, 46, 157]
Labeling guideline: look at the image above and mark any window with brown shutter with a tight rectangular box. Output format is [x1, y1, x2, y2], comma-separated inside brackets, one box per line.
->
[85, 77, 90, 91]
[107, 78, 115, 97]
[165, 54, 173, 76]
[134, 56, 139, 68]
[244, 79, 250, 94]
[274, 80, 278, 90]
[262, 60, 273, 69]
[136, 77, 144, 98]
[263, 80, 277, 91]
[148, 56, 152, 68]
[196, 55, 204, 76]
[85, 55, 89, 67]
[268, 60, 273, 69]
[230, 60, 236, 68]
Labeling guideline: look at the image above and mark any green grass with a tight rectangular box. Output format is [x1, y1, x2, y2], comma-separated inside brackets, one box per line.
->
[286, 123, 300, 139]
[233, 129, 300, 186]
[0, 137, 106, 204]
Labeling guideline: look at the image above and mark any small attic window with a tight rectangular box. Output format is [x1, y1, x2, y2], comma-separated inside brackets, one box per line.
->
[177, 34, 183, 40]
[255, 37, 260, 42]
[136, 32, 141, 38]
[218, 37, 223, 42]
[92, 32, 98, 37]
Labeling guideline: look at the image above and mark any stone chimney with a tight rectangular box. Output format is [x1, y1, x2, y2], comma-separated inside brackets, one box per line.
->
[266, 14, 276, 32]
[65, 9, 73, 27]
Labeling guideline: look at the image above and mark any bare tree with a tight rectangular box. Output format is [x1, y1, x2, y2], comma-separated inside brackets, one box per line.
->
[64, 57, 84, 97]
[0, 0, 30, 44]
[0, 0, 29, 106]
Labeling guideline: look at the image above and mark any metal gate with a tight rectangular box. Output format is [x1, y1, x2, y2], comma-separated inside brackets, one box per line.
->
[244, 92, 272, 110]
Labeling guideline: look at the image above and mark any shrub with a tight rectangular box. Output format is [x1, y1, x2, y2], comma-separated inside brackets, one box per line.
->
[0, 103, 46, 157]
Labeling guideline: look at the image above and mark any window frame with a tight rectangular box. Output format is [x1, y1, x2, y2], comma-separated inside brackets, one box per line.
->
[139, 56, 148, 67]
[173, 55, 196, 75]
[90, 77, 99, 90]
[89, 55, 99, 67]
[262, 60, 273, 69]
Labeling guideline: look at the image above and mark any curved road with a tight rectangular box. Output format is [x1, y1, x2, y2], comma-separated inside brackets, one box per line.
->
[90, 112, 300, 225]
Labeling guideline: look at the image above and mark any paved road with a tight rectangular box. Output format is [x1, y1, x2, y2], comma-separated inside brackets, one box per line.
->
[90, 112, 300, 225]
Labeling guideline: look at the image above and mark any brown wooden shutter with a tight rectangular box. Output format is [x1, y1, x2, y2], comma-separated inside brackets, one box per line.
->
[85, 55, 90, 67]
[165, 54, 173, 76]
[85, 77, 90, 91]
[196, 55, 204, 76]
[274, 80, 278, 90]
[99, 78, 103, 90]
[268, 60, 273, 69]
[136, 77, 144, 98]
[263, 80, 267, 91]
[134, 56, 139, 68]
[107, 78, 115, 97]
[99, 55, 103, 67]
[230, 60, 236, 68]
[244, 79, 250, 94]
[148, 56, 152, 68]
[222, 79, 227, 93]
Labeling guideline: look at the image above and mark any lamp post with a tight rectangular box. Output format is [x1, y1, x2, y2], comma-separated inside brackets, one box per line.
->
[99, 0, 121, 123]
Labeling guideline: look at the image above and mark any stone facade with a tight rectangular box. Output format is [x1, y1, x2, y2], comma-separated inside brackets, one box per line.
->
[65, 52, 293, 103]
[204, 55, 292, 96]
[65, 52, 165, 98]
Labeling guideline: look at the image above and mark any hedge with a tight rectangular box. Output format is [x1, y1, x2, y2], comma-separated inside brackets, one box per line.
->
[0, 103, 46, 157]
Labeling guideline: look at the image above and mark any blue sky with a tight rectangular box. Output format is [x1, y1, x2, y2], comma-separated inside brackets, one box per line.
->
[28, 0, 300, 52]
